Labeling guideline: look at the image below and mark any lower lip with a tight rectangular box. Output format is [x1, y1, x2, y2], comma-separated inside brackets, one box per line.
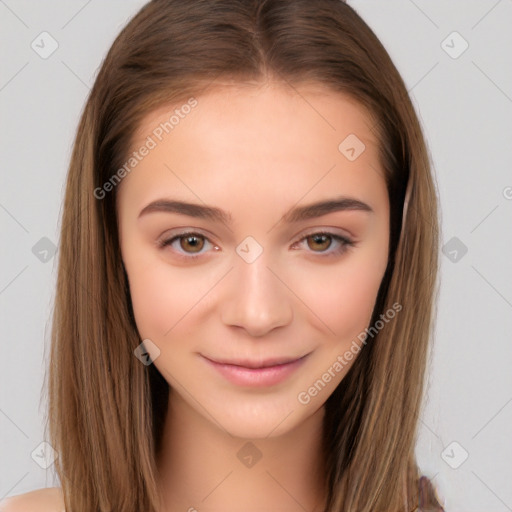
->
[202, 354, 309, 387]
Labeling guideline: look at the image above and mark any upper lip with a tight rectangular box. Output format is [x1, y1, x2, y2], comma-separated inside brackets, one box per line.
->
[202, 354, 308, 369]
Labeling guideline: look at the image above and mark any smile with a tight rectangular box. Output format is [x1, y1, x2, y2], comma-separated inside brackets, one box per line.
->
[200, 353, 310, 387]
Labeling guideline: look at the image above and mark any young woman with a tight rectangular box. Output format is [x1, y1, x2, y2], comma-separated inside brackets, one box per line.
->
[2, 0, 445, 510]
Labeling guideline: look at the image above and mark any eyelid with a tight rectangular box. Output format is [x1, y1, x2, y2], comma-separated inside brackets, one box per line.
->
[294, 226, 355, 243]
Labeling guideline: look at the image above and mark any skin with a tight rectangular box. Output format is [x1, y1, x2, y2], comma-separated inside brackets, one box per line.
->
[116, 81, 390, 512]
[0, 488, 64, 512]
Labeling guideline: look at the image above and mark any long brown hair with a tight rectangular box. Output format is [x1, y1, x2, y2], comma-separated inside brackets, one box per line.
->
[46, 1, 443, 510]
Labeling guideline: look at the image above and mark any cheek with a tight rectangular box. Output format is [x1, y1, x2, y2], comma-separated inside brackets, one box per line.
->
[289, 255, 385, 341]
[124, 249, 205, 340]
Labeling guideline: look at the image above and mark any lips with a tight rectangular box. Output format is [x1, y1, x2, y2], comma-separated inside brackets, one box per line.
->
[203, 355, 307, 369]
[200, 353, 310, 387]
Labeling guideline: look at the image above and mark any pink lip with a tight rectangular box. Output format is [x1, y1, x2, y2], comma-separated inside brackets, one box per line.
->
[201, 354, 310, 387]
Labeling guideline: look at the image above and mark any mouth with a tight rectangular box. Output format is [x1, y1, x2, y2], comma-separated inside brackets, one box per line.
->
[203, 354, 309, 369]
[200, 353, 311, 387]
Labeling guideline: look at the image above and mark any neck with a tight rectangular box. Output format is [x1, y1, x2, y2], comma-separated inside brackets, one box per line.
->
[156, 389, 328, 512]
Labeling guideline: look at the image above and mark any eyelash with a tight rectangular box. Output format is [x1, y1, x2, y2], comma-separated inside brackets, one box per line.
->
[157, 230, 355, 260]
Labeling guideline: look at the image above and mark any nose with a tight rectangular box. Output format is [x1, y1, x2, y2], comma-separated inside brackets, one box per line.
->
[220, 248, 293, 337]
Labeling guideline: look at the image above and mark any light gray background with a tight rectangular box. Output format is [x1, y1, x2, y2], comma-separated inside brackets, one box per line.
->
[1, 1, 511, 510]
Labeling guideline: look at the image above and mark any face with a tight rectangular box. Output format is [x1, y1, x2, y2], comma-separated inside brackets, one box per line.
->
[116, 82, 390, 439]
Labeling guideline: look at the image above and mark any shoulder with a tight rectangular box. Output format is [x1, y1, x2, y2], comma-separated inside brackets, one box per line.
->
[0, 487, 64, 512]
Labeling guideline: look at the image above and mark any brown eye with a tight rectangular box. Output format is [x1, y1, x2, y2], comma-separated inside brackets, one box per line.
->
[306, 233, 333, 252]
[178, 234, 205, 253]
[159, 231, 214, 259]
[295, 231, 355, 258]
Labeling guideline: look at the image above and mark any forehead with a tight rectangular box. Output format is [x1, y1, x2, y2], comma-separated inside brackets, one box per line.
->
[119, 82, 386, 217]
[133, 81, 379, 156]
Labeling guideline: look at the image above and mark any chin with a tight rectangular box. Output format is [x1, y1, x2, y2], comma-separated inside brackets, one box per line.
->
[208, 393, 321, 439]
[220, 414, 296, 440]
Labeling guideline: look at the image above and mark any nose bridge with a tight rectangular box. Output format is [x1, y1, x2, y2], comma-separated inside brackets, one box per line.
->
[220, 240, 293, 336]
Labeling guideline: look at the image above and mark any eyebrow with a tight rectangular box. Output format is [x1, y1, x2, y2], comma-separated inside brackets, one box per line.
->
[137, 196, 373, 224]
